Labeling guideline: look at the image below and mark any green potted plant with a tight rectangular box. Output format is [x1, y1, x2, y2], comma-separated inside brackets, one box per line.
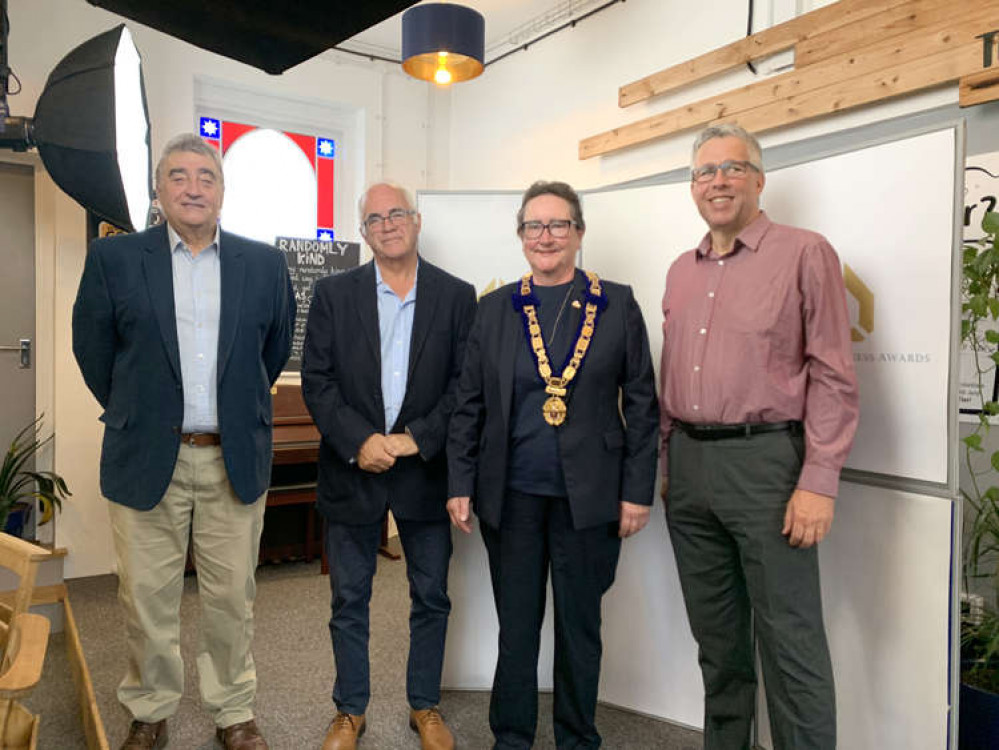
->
[960, 209, 999, 748]
[0, 415, 71, 539]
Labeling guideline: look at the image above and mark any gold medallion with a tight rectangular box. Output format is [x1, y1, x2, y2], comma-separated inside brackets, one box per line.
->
[543, 396, 567, 426]
[515, 270, 605, 428]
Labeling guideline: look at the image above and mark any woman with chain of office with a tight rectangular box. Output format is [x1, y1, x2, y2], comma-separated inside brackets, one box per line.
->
[446, 180, 659, 749]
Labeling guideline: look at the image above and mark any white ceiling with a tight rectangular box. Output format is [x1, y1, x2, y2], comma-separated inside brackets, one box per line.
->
[337, 0, 612, 62]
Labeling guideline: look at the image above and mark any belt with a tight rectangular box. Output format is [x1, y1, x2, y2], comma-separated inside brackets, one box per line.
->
[674, 420, 802, 441]
[180, 432, 221, 447]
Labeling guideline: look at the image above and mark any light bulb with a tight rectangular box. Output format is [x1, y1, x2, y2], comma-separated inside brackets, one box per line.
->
[434, 50, 452, 86]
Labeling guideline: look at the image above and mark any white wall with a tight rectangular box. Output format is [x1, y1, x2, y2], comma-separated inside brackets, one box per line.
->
[447, 0, 953, 190]
[9, 0, 445, 577]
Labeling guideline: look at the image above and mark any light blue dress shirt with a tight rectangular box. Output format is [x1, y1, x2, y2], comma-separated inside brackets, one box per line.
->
[376, 261, 418, 432]
[169, 224, 221, 433]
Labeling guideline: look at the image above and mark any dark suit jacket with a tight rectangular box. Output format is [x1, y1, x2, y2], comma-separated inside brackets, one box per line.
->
[301, 258, 477, 525]
[447, 271, 659, 531]
[72, 223, 296, 510]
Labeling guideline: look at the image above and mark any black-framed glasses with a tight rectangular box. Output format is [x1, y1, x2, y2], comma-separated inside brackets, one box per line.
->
[691, 160, 761, 183]
[362, 208, 416, 231]
[520, 219, 576, 239]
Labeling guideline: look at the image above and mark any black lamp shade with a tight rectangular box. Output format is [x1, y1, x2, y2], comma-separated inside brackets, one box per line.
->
[402, 4, 484, 84]
[33, 24, 151, 232]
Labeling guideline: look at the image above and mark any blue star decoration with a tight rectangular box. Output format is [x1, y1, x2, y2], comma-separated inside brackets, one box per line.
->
[317, 138, 335, 158]
[200, 117, 221, 139]
[317, 229, 334, 242]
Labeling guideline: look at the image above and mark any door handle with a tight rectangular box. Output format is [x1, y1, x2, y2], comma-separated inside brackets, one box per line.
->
[0, 339, 31, 369]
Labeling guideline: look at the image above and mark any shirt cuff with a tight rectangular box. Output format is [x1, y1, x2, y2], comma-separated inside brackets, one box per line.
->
[796, 462, 841, 499]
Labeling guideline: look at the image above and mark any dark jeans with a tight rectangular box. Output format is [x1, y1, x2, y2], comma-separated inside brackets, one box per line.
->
[481, 491, 621, 750]
[666, 429, 836, 750]
[325, 516, 452, 714]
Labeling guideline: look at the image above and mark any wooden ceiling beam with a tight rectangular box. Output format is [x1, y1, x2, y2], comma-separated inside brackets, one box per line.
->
[580, 6, 997, 160]
[616, 0, 916, 108]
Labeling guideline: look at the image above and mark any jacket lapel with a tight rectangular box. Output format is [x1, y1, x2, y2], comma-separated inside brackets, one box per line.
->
[217, 231, 245, 380]
[142, 225, 182, 383]
[498, 287, 521, 430]
[407, 261, 439, 380]
[356, 261, 381, 368]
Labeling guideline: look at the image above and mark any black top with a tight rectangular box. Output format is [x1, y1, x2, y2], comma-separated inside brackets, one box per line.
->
[507, 279, 576, 497]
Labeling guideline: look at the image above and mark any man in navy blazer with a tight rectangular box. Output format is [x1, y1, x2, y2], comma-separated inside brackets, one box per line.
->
[302, 182, 475, 750]
[72, 133, 294, 750]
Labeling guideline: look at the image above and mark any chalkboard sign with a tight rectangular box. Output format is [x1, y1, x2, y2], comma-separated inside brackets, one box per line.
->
[277, 236, 360, 371]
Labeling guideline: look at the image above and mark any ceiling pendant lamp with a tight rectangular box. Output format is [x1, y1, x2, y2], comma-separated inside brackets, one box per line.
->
[401, 3, 485, 86]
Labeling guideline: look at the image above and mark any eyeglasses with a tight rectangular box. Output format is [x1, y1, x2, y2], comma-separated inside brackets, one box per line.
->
[519, 219, 576, 240]
[690, 160, 761, 183]
[362, 208, 416, 231]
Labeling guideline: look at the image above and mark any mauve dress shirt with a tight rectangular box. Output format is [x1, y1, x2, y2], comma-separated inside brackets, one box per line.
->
[659, 212, 859, 498]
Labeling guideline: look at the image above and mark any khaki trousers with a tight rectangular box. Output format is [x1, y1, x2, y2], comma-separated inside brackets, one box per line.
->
[108, 444, 266, 727]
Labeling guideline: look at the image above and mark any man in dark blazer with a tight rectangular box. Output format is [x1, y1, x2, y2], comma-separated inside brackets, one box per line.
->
[301, 182, 476, 750]
[72, 133, 294, 750]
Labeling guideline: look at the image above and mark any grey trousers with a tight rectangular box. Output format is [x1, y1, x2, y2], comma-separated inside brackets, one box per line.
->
[666, 429, 835, 750]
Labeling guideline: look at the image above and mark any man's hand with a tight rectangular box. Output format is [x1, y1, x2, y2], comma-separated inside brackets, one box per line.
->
[357, 434, 396, 473]
[619, 501, 650, 538]
[385, 432, 419, 458]
[447, 496, 473, 534]
[782, 489, 835, 548]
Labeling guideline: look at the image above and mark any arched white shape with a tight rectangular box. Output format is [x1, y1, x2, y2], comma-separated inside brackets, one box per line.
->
[221, 128, 317, 245]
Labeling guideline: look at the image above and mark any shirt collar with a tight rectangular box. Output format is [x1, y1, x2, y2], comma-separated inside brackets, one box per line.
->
[695, 211, 771, 259]
[167, 222, 221, 256]
[375, 258, 420, 297]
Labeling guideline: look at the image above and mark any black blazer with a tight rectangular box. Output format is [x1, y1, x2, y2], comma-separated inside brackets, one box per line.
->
[301, 258, 477, 524]
[72, 223, 296, 510]
[447, 271, 659, 531]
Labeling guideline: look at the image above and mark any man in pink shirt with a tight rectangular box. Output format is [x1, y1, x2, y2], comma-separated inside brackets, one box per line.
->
[660, 123, 859, 750]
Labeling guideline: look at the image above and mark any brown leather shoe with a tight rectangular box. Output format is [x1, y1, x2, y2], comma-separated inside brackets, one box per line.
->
[409, 708, 454, 750]
[215, 719, 268, 750]
[120, 720, 167, 750]
[321, 712, 366, 750]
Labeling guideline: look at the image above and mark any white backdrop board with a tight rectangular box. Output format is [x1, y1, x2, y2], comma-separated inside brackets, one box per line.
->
[417, 122, 961, 745]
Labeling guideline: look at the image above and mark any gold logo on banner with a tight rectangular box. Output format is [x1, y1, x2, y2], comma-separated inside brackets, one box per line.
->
[479, 278, 504, 299]
[844, 264, 874, 343]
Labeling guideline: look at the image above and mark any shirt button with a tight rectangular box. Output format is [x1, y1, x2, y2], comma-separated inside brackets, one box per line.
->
[197, 353, 204, 360]
[708, 292, 715, 298]
[718, 260, 724, 266]
[694, 365, 700, 372]
[693, 404, 700, 410]
[699, 328, 707, 335]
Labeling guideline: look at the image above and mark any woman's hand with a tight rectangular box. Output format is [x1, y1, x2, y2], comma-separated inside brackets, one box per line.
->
[619, 501, 650, 538]
[447, 496, 473, 534]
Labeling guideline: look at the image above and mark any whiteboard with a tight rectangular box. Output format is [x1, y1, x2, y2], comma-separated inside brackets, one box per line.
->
[418, 124, 960, 745]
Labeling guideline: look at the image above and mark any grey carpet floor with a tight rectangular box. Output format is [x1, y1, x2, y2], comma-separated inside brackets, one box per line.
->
[26, 555, 702, 749]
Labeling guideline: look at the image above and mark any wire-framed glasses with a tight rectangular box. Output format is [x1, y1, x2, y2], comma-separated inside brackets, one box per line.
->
[691, 160, 761, 183]
[362, 208, 416, 232]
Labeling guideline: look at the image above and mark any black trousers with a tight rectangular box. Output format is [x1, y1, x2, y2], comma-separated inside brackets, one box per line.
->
[325, 516, 452, 715]
[666, 429, 836, 750]
[481, 490, 621, 750]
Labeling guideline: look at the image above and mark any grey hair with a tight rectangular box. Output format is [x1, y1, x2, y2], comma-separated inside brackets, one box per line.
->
[691, 124, 764, 172]
[516, 181, 585, 234]
[155, 133, 224, 187]
[357, 182, 416, 219]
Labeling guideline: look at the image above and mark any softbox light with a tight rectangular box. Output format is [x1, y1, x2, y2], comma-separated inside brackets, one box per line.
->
[31, 24, 151, 232]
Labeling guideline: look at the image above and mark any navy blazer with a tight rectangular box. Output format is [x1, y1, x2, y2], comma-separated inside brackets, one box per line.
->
[301, 258, 477, 525]
[72, 223, 296, 510]
[447, 271, 659, 531]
